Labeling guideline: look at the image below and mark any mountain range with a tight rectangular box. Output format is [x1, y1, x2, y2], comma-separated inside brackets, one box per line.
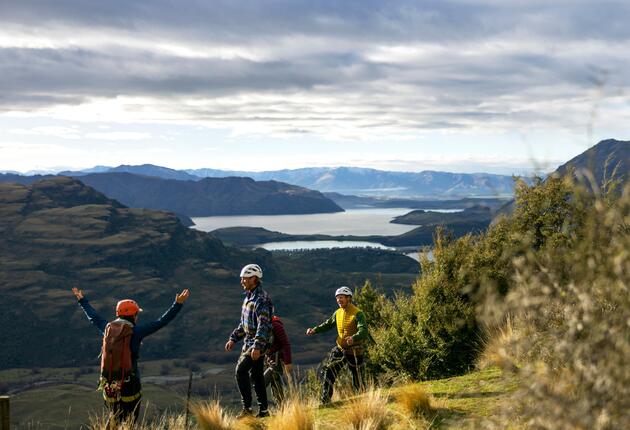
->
[0, 173, 343, 217]
[58, 166, 516, 198]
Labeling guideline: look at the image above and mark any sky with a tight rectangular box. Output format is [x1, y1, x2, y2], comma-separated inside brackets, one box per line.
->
[1, 0, 629, 175]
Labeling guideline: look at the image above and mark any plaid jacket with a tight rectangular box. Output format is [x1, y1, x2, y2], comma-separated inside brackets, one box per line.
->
[229, 285, 273, 352]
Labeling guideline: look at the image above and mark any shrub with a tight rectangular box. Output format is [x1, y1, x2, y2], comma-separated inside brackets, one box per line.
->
[481, 181, 630, 429]
[368, 231, 480, 380]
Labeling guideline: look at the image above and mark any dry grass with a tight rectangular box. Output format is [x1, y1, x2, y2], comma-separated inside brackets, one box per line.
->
[88, 411, 187, 429]
[192, 400, 234, 430]
[394, 385, 433, 419]
[344, 387, 392, 430]
[477, 315, 519, 372]
[266, 397, 316, 430]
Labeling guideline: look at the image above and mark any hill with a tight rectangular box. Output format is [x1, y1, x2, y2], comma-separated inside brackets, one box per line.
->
[0, 177, 416, 370]
[554, 138, 629, 185]
[0, 173, 344, 217]
[391, 205, 493, 225]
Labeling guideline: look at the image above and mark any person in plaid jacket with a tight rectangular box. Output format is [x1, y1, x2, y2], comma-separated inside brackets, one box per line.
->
[225, 264, 273, 418]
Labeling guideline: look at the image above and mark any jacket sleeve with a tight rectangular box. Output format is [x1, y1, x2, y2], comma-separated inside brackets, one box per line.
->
[313, 312, 336, 334]
[134, 301, 182, 339]
[253, 299, 272, 351]
[78, 298, 108, 335]
[351, 311, 369, 343]
[274, 322, 292, 364]
[230, 322, 245, 343]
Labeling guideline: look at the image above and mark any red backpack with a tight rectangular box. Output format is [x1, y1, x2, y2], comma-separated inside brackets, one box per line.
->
[99, 320, 133, 400]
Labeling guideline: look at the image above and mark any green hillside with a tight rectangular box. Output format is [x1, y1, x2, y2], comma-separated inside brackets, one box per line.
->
[0, 177, 417, 370]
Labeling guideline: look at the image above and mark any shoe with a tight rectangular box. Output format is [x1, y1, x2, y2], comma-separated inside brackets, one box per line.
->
[237, 408, 253, 419]
[256, 410, 270, 418]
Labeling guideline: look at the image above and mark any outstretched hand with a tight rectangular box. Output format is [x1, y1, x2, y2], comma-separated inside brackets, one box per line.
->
[176, 289, 190, 304]
[71, 287, 84, 300]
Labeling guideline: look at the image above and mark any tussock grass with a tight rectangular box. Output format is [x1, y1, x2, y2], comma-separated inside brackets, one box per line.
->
[88, 411, 186, 429]
[395, 384, 433, 419]
[266, 397, 315, 430]
[344, 387, 392, 430]
[192, 400, 234, 430]
[477, 315, 519, 372]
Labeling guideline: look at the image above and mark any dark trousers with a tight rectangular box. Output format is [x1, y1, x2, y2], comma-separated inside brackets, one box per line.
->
[105, 397, 141, 428]
[236, 352, 268, 411]
[264, 356, 285, 405]
[320, 346, 365, 404]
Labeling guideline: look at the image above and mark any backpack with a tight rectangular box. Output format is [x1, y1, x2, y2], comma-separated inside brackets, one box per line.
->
[99, 319, 134, 400]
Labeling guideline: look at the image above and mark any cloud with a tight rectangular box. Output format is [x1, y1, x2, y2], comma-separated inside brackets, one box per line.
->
[0, 1, 629, 140]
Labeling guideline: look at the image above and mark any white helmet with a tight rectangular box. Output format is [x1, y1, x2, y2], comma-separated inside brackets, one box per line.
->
[335, 286, 353, 297]
[240, 264, 263, 279]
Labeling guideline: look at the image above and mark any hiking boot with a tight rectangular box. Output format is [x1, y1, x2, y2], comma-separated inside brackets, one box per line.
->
[237, 408, 253, 419]
[256, 409, 270, 418]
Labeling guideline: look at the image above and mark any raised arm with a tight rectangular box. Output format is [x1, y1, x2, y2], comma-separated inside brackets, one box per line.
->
[72, 288, 108, 335]
[134, 289, 189, 338]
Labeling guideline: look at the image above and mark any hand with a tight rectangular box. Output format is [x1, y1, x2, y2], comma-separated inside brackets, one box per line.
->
[306, 328, 315, 336]
[283, 363, 293, 374]
[344, 336, 354, 346]
[225, 340, 235, 352]
[251, 349, 261, 361]
[71, 288, 84, 300]
[176, 289, 189, 304]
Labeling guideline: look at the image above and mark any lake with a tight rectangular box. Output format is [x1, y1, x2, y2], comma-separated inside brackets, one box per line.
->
[191, 207, 461, 236]
[258, 240, 396, 251]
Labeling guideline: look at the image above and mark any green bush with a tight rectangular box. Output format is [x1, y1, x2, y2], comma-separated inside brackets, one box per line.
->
[362, 174, 607, 382]
[484, 181, 630, 429]
[367, 232, 480, 380]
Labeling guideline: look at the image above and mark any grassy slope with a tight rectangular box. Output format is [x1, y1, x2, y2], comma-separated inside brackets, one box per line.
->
[4, 364, 516, 429]
[311, 367, 517, 429]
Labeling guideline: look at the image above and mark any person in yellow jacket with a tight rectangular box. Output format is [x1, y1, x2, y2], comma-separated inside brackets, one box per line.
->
[306, 286, 368, 405]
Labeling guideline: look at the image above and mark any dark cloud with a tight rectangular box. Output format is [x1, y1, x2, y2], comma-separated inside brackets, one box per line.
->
[0, 1, 629, 135]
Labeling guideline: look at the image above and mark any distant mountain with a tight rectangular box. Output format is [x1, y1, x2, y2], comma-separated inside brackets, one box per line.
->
[554, 139, 629, 186]
[58, 165, 112, 176]
[0, 172, 344, 217]
[188, 167, 516, 197]
[58, 164, 518, 197]
[76, 172, 343, 216]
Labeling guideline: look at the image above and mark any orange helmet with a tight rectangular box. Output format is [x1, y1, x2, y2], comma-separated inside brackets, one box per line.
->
[116, 299, 143, 316]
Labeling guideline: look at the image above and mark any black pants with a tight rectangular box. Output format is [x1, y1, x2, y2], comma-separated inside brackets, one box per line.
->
[236, 352, 268, 411]
[103, 374, 141, 427]
[320, 346, 365, 404]
[264, 356, 285, 405]
[105, 397, 141, 428]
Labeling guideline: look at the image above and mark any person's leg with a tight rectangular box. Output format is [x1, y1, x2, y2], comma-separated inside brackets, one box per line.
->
[320, 347, 346, 405]
[250, 356, 269, 414]
[235, 353, 254, 411]
[123, 397, 141, 424]
[347, 353, 366, 392]
[104, 401, 119, 430]
[269, 366, 285, 405]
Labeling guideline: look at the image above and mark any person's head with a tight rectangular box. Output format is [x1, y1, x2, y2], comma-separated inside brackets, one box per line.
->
[116, 299, 142, 323]
[335, 286, 353, 309]
[240, 264, 263, 292]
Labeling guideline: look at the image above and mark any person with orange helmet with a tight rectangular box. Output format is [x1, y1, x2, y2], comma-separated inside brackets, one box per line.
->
[72, 287, 189, 425]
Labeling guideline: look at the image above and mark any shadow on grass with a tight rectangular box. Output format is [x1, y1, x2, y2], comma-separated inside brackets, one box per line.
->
[431, 391, 504, 399]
